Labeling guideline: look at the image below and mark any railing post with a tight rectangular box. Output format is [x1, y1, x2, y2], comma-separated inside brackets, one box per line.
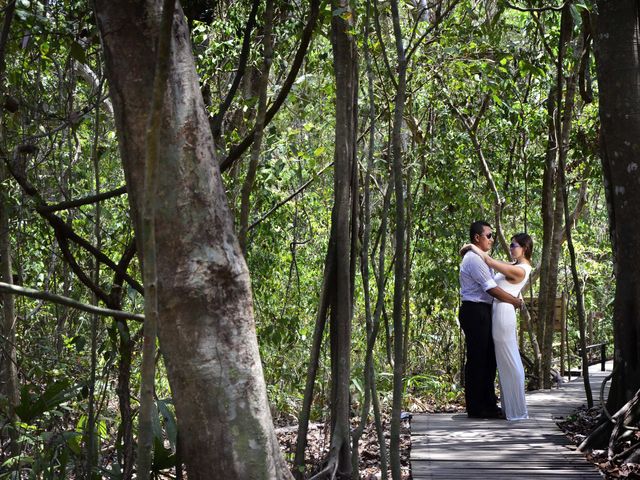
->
[601, 343, 606, 371]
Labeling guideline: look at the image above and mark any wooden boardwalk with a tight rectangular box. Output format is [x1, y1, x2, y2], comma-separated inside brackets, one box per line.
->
[411, 363, 611, 479]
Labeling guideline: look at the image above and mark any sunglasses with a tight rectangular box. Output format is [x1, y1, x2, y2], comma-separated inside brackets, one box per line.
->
[509, 243, 521, 249]
[479, 233, 493, 239]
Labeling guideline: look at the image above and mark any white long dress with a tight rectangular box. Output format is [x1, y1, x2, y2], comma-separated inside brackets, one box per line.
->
[492, 264, 531, 421]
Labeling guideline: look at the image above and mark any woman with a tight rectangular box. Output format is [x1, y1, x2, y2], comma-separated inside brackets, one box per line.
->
[461, 233, 533, 420]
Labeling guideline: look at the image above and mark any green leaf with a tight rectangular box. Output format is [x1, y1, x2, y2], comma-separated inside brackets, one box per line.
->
[157, 399, 178, 450]
[16, 380, 79, 424]
[569, 4, 582, 28]
[573, 2, 589, 12]
[332, 6, 349, 17]
[152, 437, 177, 472]
[69, 42, 87, 64]
[62, 431, 83, 455]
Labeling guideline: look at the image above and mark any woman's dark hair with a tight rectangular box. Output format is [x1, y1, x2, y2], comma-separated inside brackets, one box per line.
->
[469, 220, 491, 242]
[511, 232, 533, 260]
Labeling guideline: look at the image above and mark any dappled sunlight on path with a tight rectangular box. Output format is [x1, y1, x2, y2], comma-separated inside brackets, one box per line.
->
[411, 362, 612, 479]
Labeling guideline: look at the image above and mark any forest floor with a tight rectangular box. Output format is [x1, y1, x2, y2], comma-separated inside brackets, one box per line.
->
[558, 405, 640, 479]
[276, 412, 412, 479]
[275, 400, 465, 479]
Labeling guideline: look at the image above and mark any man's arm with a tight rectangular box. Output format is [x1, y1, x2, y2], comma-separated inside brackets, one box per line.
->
[487, 287, 523, 308]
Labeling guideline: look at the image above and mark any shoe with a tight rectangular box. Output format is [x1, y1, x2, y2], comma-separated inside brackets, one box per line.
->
[482, 409, 505, 419]
[467, 412, 485, 419]
[467, 409, 505, 419]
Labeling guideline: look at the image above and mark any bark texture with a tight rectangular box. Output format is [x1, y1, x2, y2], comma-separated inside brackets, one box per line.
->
[93, 2, 291, 478]
[0, 3, 19, 456]
[389, 1, 407, 477]
[328, 0, 358, 475]
[593, 0, 640, 412]
[537, 5, 575, 389]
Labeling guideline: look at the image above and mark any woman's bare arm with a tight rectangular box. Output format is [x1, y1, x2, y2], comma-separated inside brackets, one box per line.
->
[485, 256, 525, 283]
[461, 243, 525, 283]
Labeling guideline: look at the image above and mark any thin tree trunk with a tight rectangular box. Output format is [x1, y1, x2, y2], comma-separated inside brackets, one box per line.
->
[352, 4, 381, 470]
[307, 3, 358, 478]
[403, 168, 412, 371]
[238, 0, 275, 255]
[327, 0, 357, 475]
[538, 4, 573, 389]
[220, 0, 321, 172]
[294, 247, 333, 480]
[87, 79, 104, 476]
[0, 166, 18, 457]
[372, 185, 392, 480]
[536, 85, 555, 389]
[137, 1, 175, 477]
[352, 3, 374, 471]
[445, 90, 510, 255]
[115, 319, 135, 480]
[557, 30, 593, 406]
[541, 155, 566, 389]
[389, 1, 407, 478]
[0, 282, 143, 321]
[0, 1, 19, 457]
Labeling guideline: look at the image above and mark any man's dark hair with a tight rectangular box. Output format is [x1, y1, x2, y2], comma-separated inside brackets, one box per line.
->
[469, 220, 492, 243]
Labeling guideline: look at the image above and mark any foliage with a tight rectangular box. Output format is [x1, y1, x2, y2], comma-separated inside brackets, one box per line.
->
[0, 0, 613, 477]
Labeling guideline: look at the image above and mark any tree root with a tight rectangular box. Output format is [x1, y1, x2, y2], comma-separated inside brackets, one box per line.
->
[580, 383, 640, 468]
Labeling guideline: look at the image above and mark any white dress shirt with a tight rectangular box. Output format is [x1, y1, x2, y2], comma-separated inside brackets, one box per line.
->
[460, 251, 497, 304]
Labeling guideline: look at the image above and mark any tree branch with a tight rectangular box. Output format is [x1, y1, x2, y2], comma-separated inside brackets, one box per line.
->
[111, 239, 137, 299]
[406, 0, 461, 62]
[0, 1, 16, 15]
[505, 1, 567, 13]
[39, 185, 127, 213]
[4, 150, 143, 294]
[372, 0, 398, 90]
[0, 282, 143, 321]
[220, 0, 321, 172]
[210, 0, 260, 138]
[445, 92, 510, 254]
[249, 160, 333, 231]
[470, 93, 491, 133]
[55, 228, 111, 305]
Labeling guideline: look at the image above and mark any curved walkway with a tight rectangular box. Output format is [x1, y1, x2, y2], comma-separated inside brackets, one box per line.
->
[411, 362, 611, 479]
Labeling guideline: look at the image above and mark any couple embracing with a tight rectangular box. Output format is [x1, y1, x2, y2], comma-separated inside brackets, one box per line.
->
[459, 220, 533, 421]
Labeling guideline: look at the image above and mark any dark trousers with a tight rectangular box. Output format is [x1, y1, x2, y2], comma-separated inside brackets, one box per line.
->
[459, 301, 498, 415]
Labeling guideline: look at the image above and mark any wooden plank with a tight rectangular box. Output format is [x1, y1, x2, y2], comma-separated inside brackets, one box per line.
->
[412, 467, 599, 479]
[412, 449, 585, 460]
[410, 362, 611, 479]
[412, 460, 597, 469]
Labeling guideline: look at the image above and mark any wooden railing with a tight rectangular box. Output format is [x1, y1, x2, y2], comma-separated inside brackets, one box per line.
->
[579, 342, 608, 372]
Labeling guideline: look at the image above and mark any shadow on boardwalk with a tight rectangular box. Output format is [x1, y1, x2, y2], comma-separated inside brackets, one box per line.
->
[411, 362, 612, 479]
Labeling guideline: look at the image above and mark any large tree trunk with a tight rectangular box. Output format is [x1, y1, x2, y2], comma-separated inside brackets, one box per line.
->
[593, 0, 640, 413]
[93, 3, 292, 478]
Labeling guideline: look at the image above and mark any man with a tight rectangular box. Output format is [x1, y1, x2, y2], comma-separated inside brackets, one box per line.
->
[459, 221, 522, 419]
